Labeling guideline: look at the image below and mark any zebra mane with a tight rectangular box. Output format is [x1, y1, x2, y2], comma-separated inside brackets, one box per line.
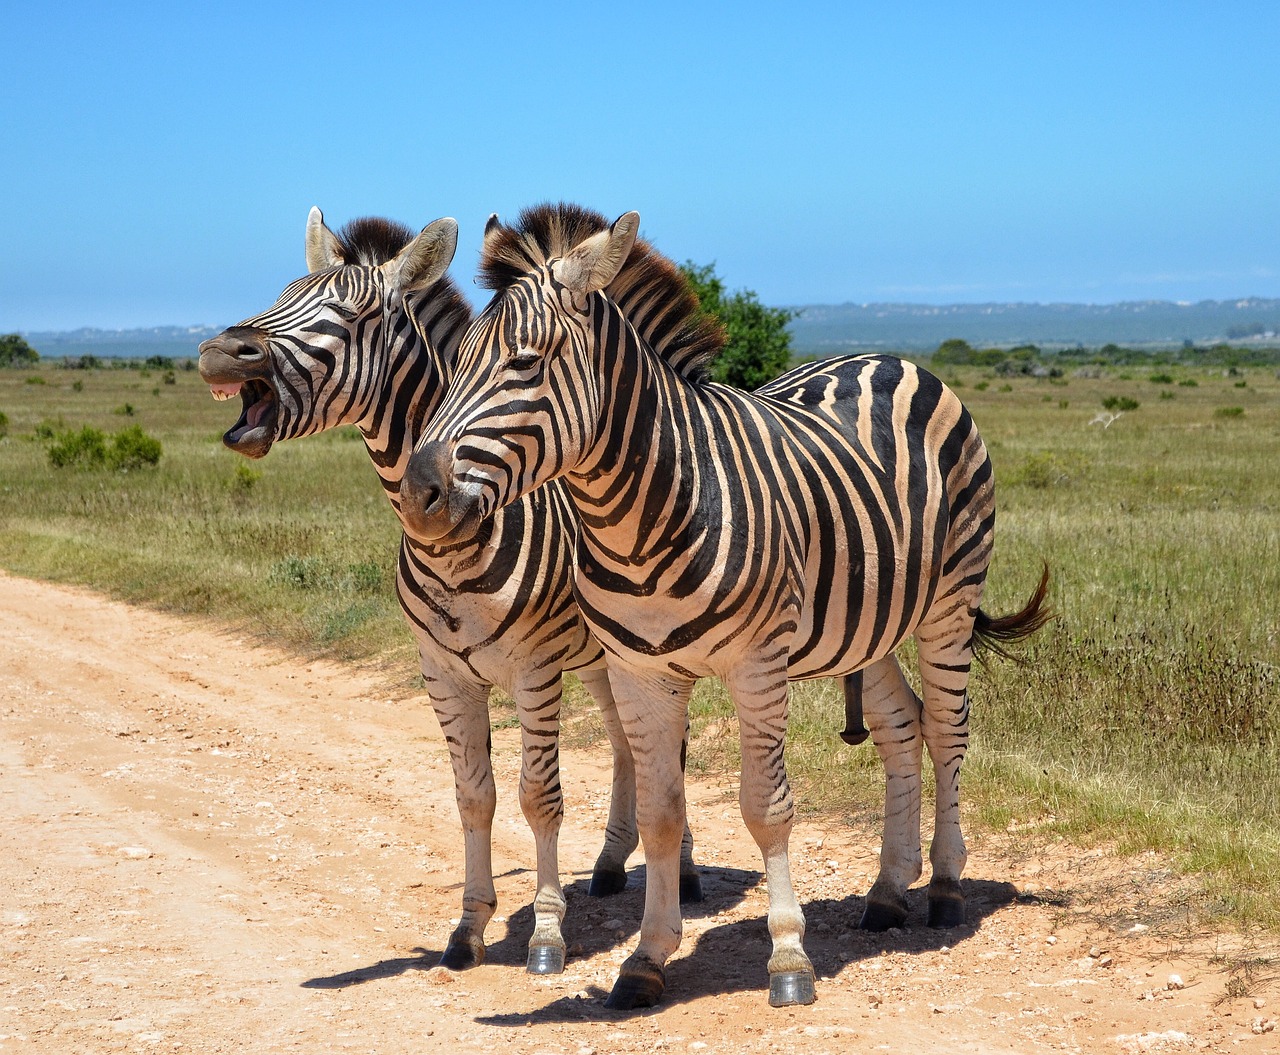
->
[478, 202, 725, 382]
[335, 216, 473, 354]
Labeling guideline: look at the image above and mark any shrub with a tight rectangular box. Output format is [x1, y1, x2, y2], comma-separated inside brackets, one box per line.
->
[114, 403, 135, 416]
[0, 410, 8, 439]
[0, 334, 39, 367]
[45, 423, 161, 470]
[232, 462, 262, 493]
[110, 425, 162, 469]
[72, 379, 84, 392]
[1102, 396, 1140, 412]
[1215, 406, 1245, 419]
[48, 426, 109, 468]
[1178, 378, 1199, 388]
[1150, 373, 1174, 384]
[25, 376, 47, 386]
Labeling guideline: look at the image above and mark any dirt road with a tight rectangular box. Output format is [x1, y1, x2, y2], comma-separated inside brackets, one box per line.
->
[1, 571, 1274, 1053]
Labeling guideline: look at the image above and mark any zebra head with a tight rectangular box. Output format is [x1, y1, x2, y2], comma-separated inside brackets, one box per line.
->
[400, 209, 640, 541]
[198, 208, 458, 459]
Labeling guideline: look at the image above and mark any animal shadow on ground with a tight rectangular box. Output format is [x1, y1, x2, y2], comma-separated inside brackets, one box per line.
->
[302, 864, 1027, 1017]
[475, 873, 1025, 1022]
[300, 864, 757, 991]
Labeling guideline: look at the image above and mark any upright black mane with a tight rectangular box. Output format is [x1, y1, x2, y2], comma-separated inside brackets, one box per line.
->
[335, 216, 473, 360]
[336, 216, 417, 266]
[478, 202, 725, 382]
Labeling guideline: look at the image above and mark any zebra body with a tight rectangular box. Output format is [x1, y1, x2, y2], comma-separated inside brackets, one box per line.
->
[402, 204, 1048, 1008]
[197, 208, 698, 977]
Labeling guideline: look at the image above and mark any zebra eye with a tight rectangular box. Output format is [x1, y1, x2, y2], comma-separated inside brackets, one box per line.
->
[504, 350, 542, 373]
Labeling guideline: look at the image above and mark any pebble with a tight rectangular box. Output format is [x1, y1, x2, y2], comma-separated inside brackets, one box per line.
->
[1167, 974, 1184, 991]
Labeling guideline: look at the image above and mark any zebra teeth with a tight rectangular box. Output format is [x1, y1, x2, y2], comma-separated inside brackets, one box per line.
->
[209, 383, 243, 402]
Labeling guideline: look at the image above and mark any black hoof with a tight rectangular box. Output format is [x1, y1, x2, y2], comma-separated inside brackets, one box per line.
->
[679, 871, 704, 904]
[859, 898, 908, 932]
[588, 866, 628, 898]
[769, 969, 817, 1007]
[526, 943, 566, 975]
[927, 878, 966, 928]
[604, 957, 666, 1010]
[438, 932, 485, 971]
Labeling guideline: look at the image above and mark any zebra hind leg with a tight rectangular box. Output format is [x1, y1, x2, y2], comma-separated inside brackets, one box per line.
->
[916, 614, 977, 929]
[857, 656, 925, 932]
[577, 666, 702, 903]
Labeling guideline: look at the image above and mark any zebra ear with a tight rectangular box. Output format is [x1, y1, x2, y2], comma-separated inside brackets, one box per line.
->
[558, 211, 639, 295]
[305, 207, 346, 273]
[383, 217, 458, 295]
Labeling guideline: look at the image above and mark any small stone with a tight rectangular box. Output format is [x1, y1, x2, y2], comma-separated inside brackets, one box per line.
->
[1088, 946, 1103, 959]
[119, 846, 153, 860]
[1256, 998, 1268, 1010]
[1167, 974, 1184, 991]
[1097, 955, 1113, 969]
[1252, 1018, 1276, 1035]
[604, 919, 624, 930]
[1046, 936, 1058, 946]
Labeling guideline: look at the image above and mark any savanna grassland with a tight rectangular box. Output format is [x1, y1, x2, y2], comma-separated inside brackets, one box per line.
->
[1, 354, 1277, 928]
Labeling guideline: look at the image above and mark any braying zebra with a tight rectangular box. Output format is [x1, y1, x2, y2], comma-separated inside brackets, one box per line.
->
[196, 208, 701, 977]
[400, 203, 1050, 1009]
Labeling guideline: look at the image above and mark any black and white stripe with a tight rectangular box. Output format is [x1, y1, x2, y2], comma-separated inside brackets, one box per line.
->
[403, 203, 1049, 1008]
[197, 207, 699, 977]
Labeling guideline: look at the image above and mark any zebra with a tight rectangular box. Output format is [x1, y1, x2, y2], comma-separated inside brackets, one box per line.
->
[399, 202, 1050, 1009]
[196, 207, 701, 977]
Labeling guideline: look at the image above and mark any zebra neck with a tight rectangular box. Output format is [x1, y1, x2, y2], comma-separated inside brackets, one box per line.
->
[567, 307, 713, 564]
[359, 296, 465, 508]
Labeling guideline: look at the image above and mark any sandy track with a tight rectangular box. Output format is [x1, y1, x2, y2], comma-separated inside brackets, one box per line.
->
[0, 570, 1274, 1053]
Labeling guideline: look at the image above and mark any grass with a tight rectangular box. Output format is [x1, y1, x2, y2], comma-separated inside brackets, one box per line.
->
[2, 356, 1280, 927]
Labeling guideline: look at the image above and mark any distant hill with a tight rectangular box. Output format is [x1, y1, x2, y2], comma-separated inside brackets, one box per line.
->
[785, 298, 1280, 354]
[14, 298, 1280, 360]
[19, 325, 222, 361]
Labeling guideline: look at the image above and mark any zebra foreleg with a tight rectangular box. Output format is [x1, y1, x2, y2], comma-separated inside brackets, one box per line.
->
[515, 681, 568, 974]
[601, 665, 695, 1011]
[859, 656, 925, 931]
[578, 664, 702, 902]
[430, 681, 499, 971]
[916, 618, 976, 929]
[729, 665, 816, 1007]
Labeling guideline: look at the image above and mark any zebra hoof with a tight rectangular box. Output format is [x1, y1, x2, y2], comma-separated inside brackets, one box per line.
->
[768, 969, 817, 1007]
[526, 943, 566, 975]
[679, 871, 704, 904]
[438, 932, 485, 971]
[927, 878, 966, 928]
[604, 957, 666, 1010]
[859, 897, 908, 932]
[588, 866, 628, 898]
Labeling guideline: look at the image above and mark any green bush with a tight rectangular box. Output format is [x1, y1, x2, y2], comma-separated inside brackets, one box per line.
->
[48, 426, 109, 468]
[0, 334, 39, 367]
[0, 410, 8, 439]
[1150, 373, 1174, 384]
[110, 425, 163, 469]
[46, 423, 162, 470]
[1103, 396, 1140, 412]
[1216, 406, 1245, 419]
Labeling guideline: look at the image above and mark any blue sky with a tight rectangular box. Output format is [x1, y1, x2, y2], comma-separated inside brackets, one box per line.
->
[3, 1, 1277, 331]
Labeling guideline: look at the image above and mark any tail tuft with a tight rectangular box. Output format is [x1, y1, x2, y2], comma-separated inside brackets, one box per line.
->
[973, 563, 1052, 662]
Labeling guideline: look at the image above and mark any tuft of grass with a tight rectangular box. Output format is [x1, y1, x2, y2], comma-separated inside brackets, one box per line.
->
[1215, 406, 1245, 418]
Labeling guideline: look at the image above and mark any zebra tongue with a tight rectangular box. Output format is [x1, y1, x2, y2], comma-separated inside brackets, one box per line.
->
[209, 382, 242, 402]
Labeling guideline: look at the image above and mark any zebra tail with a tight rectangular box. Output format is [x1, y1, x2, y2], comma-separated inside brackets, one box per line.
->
[971, 563, 1053, 663]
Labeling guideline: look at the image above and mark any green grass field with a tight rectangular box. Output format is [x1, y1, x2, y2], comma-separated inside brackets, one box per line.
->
[2, 356, 1277, 925]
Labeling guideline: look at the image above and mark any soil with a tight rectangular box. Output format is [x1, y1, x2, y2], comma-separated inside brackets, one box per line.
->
[2, 570, 1277, 1054]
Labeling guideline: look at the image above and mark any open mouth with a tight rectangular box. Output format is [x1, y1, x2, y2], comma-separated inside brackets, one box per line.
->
[210, 378, 278, 458]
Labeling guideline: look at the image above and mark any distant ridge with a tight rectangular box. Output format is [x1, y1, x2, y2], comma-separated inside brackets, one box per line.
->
[785, 297, 1280, 353]
[14, 298, 1280, 358]
[18, 325, 223, 361]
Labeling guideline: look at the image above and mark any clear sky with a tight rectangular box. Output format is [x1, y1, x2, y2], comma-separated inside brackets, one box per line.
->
[3, 1, 1277, 331]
